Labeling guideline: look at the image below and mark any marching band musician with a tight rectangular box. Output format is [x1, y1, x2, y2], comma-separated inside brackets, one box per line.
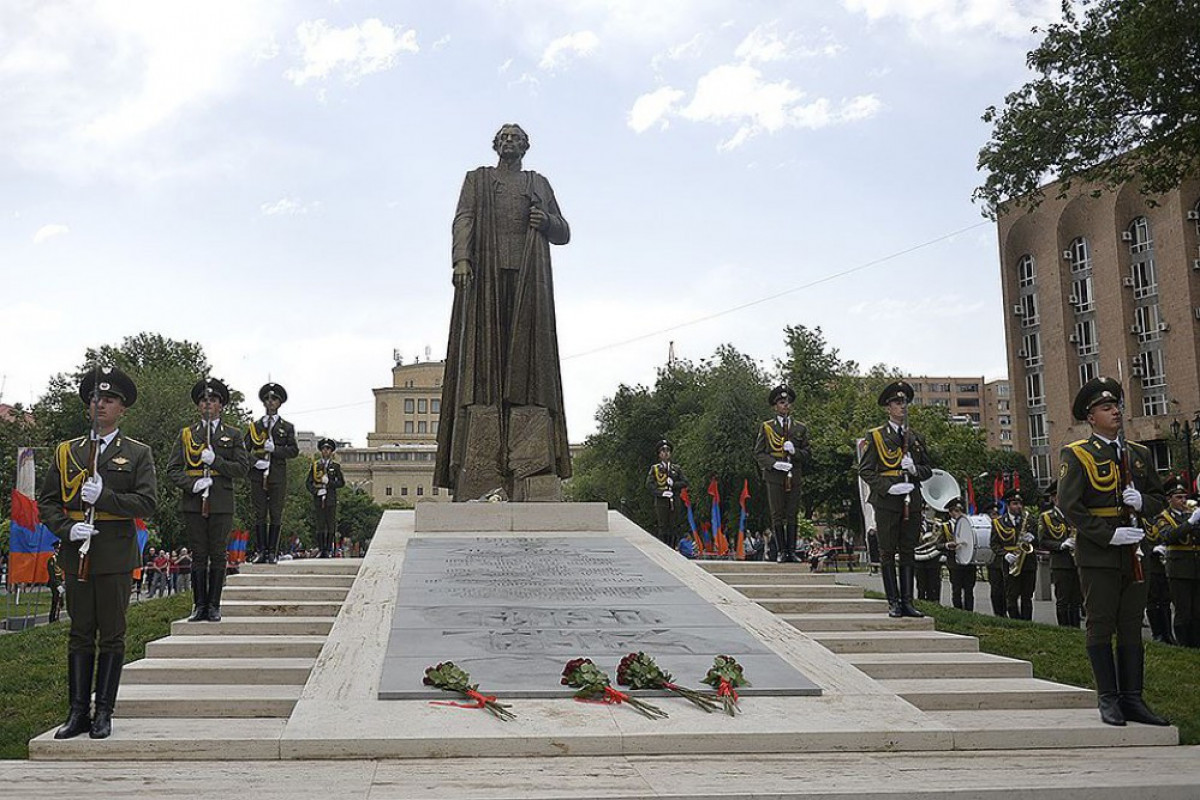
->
[166, 378, 249, 623]
[1141, 478, 1176, 644]
[645, 439, 688, 549]
[306, 438, 346, 558]
[940, 498, 976, 611]
[753, 385, 812, 563]
[1058, 377, 1167, 727]
[38, 367, 156, 740]
[1038, 480, 1082, 627]
[245, 382, 300, 564]
[991, 488, 1036, 620]
[1153, 478, 1200, 646]
[914, 516, 943, 604]
[858, 380, 932, 618]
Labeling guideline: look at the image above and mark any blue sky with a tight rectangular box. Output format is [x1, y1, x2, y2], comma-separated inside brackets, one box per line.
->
[0, 1, 1061, 444]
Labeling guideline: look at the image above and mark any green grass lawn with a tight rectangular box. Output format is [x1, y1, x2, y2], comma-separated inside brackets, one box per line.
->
[911, 597, 1200, 745]
[1, 589, 54, 623]
[0, 592, 189, 759]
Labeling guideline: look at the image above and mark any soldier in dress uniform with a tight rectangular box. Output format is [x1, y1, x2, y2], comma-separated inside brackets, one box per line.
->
[1058, 376, 1168, 726]
[1152, 477, 1200, 646]
[46, 540, 65, 622]
[991, 488, 1037, 620]
[1038, 480, 1083, 627]
[245, 383, 299, 564]
[645, 440, 688, 549]
[939, 498, 976, 611]
[305, 438, 346, 558]
[1141, 478, 1176, 643]
[37, 366, 156, 739]
[858, 380, 932, 617]
[166, 378, 249, 623]
[753, 385, 812, 563]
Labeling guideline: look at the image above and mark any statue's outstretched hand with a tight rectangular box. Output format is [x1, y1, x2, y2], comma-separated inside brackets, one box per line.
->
[452, 260, 473, 287]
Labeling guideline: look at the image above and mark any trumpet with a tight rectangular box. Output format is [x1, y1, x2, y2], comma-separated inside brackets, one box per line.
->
[1008, 541, 1034, 576]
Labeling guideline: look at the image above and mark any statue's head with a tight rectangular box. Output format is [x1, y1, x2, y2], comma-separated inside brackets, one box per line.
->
[493, 123, 530, 157]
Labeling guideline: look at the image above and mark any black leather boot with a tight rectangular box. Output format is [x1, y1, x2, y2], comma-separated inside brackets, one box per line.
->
[207, 566, 225, 622]
[1116, 645, 1169, 725]
[267, 524, 282, 564]
[898, 564, 924, 618]
[251, 523, 268, 564]
[188, 568, 209, 622]
[1086, 644, 1125, 726]
[89, 652, 123, 739]
[54, 652, 94, 739]
[881, 562, 902, 618]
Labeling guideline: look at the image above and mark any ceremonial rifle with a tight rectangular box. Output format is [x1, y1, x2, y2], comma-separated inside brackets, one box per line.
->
[201, 400, 212, 519]
[1116, 360, 1144, 583]
[78, 361, 101, 582]
[900, 402, 911, 522]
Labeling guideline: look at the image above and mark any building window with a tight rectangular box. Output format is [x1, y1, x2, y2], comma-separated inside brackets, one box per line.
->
[1026, 372, 1045, 408]
[404, 399, 415, 413]
[1131, 259, 1158, 299]
[1140, 348, 1166, 391]
[1128, 217, 1153, 254]
[1017, 254, 1035, 287]
[1031, 453, 1051, 484]
[1133, 304, 1163, 343]
[998, 399, 1009, 411]
[432, 421, 438, 434]
[404, 421, 414, 433]
[418, 421, 427, 433]
[1078, 360, 1099, 387]
[1071, 276, 1094, 313]
[418, 399, 428, 413]
[1022, 332, 1041, 367]
[401, 487, 408, 496]
[1000, 430, 1012, 441]
[1020, 293, 1039, 327]
[956, 383, 978, 393]
[1067, 236, 1091, 273]
[929, 397, 949, 407]
[433, 487, 439, 496]
[957, 398, 980, 408]
[1073, 319, 1098, 356]
[928, 382, 951, 393]
[417, 486, 424, 496]
[1029, 413, 1048, 448]
[385, 486, 392, 497]
[1143, 393, 1169, 416]
[997, 383, 1010, 397]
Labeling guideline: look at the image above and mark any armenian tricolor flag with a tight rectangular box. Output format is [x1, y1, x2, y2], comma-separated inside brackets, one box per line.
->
[737, 479, 750, 560]
[227, 529, 250, 564]
[7, 489, 57, 585]
[708, 478, 728, 556]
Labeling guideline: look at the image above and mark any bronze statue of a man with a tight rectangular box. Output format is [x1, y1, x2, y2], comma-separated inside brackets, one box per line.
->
[435, 124, 572, 501]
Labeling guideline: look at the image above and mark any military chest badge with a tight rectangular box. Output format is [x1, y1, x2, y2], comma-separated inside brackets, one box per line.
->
[112, 456, 129, 466]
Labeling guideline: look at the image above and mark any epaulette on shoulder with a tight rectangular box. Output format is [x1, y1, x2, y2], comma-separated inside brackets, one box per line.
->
[122, 436, 149, 448]
[1066, 438, 1088, 448]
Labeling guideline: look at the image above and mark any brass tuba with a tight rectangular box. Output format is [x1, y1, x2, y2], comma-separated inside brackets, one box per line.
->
[920, 469, 961, 513]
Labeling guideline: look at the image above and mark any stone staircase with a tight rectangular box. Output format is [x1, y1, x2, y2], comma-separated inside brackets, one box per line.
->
[29, 559, 361, 760]
[699, 560, 1179, 750]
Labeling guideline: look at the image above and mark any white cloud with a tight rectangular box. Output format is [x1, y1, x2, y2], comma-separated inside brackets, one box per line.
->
[628, 87, 685, 133]
[734, 24, 792, 64]
[498, 57, 513, 73]
[841, 0, 1060, 38]
[260, 197, 320, 216]
[431, 34, 451, 51]
[285, 18, 418, 86]
[32, 223, 69, 244]
[538, 31, 599, 71]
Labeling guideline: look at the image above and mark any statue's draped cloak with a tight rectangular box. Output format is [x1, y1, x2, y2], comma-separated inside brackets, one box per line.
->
[435, 167, 572, 492]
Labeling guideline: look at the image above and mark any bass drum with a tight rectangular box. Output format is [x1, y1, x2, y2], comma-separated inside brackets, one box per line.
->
[954, 514, 994, 566]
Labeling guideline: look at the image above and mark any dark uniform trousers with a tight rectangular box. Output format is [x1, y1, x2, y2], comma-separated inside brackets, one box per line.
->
[65, 572, 131, 656]
[986, 562, 1008, 617]
[315, 502, 338, 553]
[1079, 560, 1147, 646]
[948, 562, 976, 611]
[653, 497, 680, 548]
[765, 480, 803, 555]
[1005, 564, 1037, 620]
[1159, 509, 1200, 646]
[250, 479, 286, 527]
[873, 506, 922, 565]
[185, 513, 234, 570]
[1051, 567, 1083, 626]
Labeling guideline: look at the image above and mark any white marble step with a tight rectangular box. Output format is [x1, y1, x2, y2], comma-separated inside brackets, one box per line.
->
[780, 613, 936, 632]
[241, 560, 361, 575]
[28, 718, 285, 761]
[114, 684, 300, 717]
[220, 600, 343, 617]
[122, 657, 314, 685]
[148, 635, 327, 659]
[882, 677, 1095, 711]
[171, 616, 336, 636]
[711, 572, 841, 585]
[843, 651, 1032, 680]
[928, 708, 1179, 749]
[221, 585, 349, 602]
[810, 630, 978, 654]
[228, 573, 355, 588]
[727, 583, 866, 599]
[758, 597, 889, 614]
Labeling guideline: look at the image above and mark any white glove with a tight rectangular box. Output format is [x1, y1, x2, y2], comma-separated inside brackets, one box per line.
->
[666, 477, 673, 487]
[783, 440, 795, 455]
[321, 474, 329, 485]
[255, 459, 270, 470]
[1004, 551, 1018, 565]
[773, 460, 792, 472]
[900, 453, 916, 474]
[1122, 486, 1143, 511]
[1063, 537, 1076, 551]
[200, 447, 216, 465]
[80, 475, 103, 505]
[1110, 526, 1145, 546]
[1153, 544, 1168, 558]
[1020, 532, 1035, 544]
[888, 482, 914, 496]
[317, 488, 327, 497]
[69, 522, 96, 542]
[661, 490, 673, 499]
[264, 439, 276, 453]
[192, 476, 214, 494]
[57, 584, 66, 596]
[1189, 508, 1200, 526]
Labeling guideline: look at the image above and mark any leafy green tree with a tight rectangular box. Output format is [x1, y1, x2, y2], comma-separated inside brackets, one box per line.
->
[336, 487, 384, 548]
[975, 0, 1200, 215]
